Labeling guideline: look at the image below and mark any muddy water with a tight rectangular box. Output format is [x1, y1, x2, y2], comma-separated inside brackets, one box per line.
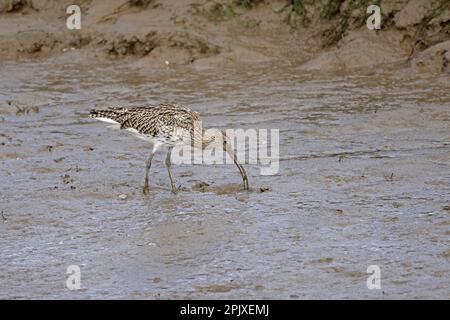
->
[0, 58, 449, 299]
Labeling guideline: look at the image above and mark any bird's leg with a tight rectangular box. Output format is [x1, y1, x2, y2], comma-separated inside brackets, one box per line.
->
[165, 147, 178, 194]
[143, 151, 155, 195]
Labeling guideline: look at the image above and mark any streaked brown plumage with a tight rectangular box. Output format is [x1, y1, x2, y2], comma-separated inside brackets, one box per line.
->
[89, 104, 249, 194]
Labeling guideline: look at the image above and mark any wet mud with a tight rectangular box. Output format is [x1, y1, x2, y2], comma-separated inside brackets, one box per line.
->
[0, 60, 449, 299]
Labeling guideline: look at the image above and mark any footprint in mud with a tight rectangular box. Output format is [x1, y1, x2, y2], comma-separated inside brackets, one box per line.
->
[61, 174, 76, 190]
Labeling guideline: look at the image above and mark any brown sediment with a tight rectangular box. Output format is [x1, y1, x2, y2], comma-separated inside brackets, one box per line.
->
[0, 0, 449, 300]
[0, 0, 448, 73]
[0, 56, 449, 299]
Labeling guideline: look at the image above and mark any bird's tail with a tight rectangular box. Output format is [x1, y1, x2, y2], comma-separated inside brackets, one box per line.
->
[89, 107, 127, 124]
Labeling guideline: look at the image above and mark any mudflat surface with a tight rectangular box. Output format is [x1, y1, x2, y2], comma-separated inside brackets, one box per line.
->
[0, 59, 449, 299]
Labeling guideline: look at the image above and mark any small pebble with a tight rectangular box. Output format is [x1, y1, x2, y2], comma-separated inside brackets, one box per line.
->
[118, 194, 128, 200]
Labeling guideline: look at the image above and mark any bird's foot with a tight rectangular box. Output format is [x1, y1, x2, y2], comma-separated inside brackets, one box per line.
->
[170, 184, 182, 195]
[143, 185, 150, 195]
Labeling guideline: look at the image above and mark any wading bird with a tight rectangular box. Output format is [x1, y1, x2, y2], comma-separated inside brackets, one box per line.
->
[89, 104, 249, 194]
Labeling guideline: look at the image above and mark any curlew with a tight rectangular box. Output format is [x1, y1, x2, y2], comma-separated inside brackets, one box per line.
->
[89, 104, 249, 194]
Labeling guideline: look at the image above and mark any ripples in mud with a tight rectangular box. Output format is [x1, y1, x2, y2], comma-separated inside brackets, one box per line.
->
[0, 60, 449, 299]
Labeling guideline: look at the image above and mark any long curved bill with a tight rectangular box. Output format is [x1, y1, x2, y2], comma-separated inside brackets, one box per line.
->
[224, 144, 249, 191]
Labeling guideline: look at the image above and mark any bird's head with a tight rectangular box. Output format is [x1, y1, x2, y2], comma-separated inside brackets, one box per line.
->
[201, 129, 229, 150]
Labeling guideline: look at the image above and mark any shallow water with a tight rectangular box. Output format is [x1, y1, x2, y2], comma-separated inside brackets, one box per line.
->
[0, 59, 449, 299]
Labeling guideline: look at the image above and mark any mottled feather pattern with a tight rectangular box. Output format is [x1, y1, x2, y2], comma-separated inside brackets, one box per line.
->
[89, 104, 201, 144]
